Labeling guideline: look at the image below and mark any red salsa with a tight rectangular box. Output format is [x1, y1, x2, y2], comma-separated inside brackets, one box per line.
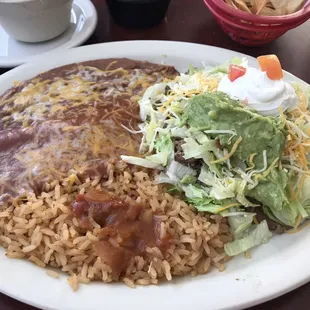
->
[72, 190, 170, 278]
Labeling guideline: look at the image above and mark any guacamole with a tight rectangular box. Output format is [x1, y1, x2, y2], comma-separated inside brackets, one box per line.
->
[246, 168, 289, 211]
[182, 93, 286, 169]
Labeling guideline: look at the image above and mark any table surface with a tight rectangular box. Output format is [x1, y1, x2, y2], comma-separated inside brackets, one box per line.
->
[0, 0, 309, 309]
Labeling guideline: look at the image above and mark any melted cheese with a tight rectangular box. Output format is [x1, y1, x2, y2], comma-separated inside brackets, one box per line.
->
[0, 62, 171, 186]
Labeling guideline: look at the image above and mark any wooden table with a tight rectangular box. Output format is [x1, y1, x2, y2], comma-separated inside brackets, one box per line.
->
[0, 0, 309, 309]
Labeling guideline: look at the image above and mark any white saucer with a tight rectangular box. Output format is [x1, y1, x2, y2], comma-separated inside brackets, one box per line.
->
[0, 0, 98, 68]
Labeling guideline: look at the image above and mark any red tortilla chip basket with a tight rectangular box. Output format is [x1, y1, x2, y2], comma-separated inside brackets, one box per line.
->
[203, 0, 310, 46]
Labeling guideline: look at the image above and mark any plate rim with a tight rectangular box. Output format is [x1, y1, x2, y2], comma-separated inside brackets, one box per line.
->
[0, 40, 309, 310]
[0, 0, 98, 68]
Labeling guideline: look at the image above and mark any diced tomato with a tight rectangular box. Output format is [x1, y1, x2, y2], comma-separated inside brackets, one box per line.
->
[228, 65, 247, 82]
[241, 99, 248, 106]
[257, 54, 283, 80]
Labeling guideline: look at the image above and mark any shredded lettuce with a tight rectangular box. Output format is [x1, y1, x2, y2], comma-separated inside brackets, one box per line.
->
[224, 220, 272, 256]
[264, 200, 303, 227]
[139, 83, 166, 121]
[170, 100, 187, 115]
[155, 172, 175, 185]
[146, 134, 173, 166]
[209, 178, 239, 200]
[228, 213, 255, 240]
[166, 160, 196, 183]
[295, 200, 309, 219]
[144, 114, 160, 150]
[181, 137, 215, 160]
[182, 184, 208, 199]
[231, 57, 243, 65]
[198, 164, 217, 186]
[235, 180, 258, 207]
[187, 197, 226, 214]
[299, 176, 310, 207]
[167, 185, 182, 195]
[180, 175, 197, 184]
[208, 57, 243, 74]
[199, 168, 252, 203]
[120, 156, 164, 170]
[145, 152, 169, 165]
[305, 205, 310, 216]
[190, 131, 211, 144]
[171, 126, 188, 138]
[187, 64, 199, 75]
[209, 63, 228, 74]
[155, 134, 173, 153]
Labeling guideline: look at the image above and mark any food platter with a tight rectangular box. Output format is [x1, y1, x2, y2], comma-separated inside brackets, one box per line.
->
[0, 41, 309, 310]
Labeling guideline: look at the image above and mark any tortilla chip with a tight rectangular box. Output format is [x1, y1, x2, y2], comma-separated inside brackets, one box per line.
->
[242, 0, 254, 12]
[270, 0, 305, 14]
[286, 0, 306, 14]
[265, 1, 275, 9]
[252, 0, 268, 14]
[225, 0, 304, 15]
[234, 0, 252, 13]
[225, 0, 239, 9]
[258, 6, 286, 15]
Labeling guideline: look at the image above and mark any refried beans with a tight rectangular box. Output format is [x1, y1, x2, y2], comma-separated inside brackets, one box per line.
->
[0, 58, 178, 201]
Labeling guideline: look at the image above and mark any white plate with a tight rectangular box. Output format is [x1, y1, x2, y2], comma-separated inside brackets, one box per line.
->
[0, 0, 97, 68]
[0, 41, 309, 310]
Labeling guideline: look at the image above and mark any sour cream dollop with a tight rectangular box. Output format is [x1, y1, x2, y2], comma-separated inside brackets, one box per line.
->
[218, 66, 297, 116]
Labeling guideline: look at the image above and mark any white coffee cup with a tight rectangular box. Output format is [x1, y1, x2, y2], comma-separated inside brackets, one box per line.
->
[0, 0, 73, 43]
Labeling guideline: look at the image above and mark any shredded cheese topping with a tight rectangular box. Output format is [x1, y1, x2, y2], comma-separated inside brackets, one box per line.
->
[210, 136, 243, 164]
[277, 85, 310, 203]
[0, 61, 176, 191]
